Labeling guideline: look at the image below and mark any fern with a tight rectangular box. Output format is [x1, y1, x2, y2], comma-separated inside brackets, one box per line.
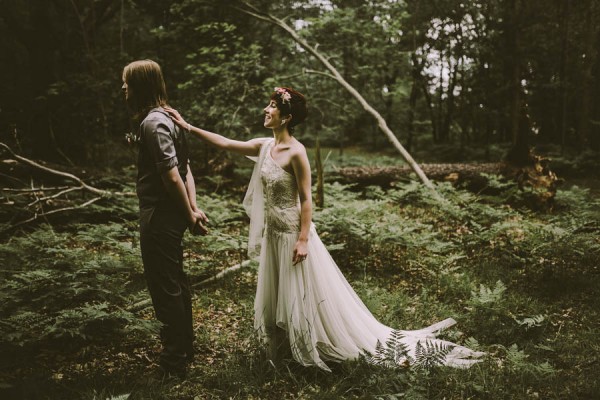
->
[365, 331, 455, 370]
[365, 331, 412, 368]
[0, 224, 157, 348]
[413, 340, 455, 370]
[45, 302, 114, 340]
[107, 395, 130, 400]
[499, 343, 557, 378]
[470, 280, 506, 306]
[513, 314, 546, 330]
[2, 311, 52, 346]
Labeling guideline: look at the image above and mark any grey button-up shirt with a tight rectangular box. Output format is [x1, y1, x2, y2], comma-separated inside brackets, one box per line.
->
[136, 107, 189, 227]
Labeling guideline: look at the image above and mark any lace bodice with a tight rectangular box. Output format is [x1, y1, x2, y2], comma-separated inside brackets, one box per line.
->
[261, 145, 301, 234]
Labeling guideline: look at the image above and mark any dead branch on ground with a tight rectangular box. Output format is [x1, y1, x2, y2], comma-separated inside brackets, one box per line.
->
[0, 142, 134, 231]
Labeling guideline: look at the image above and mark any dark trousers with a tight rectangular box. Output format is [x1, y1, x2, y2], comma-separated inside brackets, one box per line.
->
[140, 205, 194, 371]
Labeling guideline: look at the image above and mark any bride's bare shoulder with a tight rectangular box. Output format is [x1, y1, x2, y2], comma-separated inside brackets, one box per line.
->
[249, 137, 272, 144]
[289, 140, 310, 168]
[290, 139, 307, 155]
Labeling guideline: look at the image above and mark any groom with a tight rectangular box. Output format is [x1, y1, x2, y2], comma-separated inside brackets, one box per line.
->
[122, 59, 208, 378]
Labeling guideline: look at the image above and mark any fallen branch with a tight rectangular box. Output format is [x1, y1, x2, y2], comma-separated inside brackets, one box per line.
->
[1, 142, 110, 197]
[335, 163, 504, 188]
[195, 259, 255, 287]
[335, 159, 560, 209]
[1, 141, 135, 230]
[129, 259, 256, 312]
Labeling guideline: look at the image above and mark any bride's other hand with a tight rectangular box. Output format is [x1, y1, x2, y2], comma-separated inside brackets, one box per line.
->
[164, 107, 188, 130]
[293, 239, 308, 265]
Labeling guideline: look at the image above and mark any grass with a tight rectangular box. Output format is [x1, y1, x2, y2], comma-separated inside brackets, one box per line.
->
[1, 149, 599, 399]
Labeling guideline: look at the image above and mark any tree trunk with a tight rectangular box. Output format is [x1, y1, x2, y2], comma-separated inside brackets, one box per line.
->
[436, 52, 445, 143]
[315, 137, 325, 208]
[440, 55, 461, 143]
[411, 54, 438, 142]
[406, 77, 419, 153]
[504, 0, 530, 166]
[335, 163, 503, 189]
[335, 160, 559, 209]
[578, 0, 599, 149]
[558, 0, 570, 152]
[420, 77, 438, 142]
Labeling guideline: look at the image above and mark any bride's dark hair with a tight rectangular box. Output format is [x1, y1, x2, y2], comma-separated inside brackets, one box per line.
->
[271, 87, 307, 132]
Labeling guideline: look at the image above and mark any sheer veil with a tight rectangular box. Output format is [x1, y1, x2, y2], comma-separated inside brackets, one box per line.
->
[243, 138, 274, 259]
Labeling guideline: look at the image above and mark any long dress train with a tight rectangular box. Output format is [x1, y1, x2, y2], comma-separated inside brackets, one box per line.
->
[245, 139, 484, 372]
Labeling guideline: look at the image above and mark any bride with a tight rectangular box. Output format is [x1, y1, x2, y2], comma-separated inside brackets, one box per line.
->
[165, 87, 484, 371]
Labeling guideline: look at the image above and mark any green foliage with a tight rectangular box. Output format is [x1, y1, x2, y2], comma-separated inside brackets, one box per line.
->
[2, 0, 600, 169]
[1, 165, 599, 399]
[513, 314, 546, 331]
[0, 224, 157, 348]
[503, 343, 555, 377]
[169, 20, 267, 135]
[470, 280, 507, 306]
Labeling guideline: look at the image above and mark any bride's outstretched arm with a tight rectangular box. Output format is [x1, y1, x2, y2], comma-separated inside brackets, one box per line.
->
[164, 107, 263, 157]
[291, 146, 312, 265]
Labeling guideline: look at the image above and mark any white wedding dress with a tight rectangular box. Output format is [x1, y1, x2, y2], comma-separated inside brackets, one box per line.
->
[245, 139, 484, 371]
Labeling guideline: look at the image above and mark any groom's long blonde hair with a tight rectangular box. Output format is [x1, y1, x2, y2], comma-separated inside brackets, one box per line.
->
[122, 59, 168, 119]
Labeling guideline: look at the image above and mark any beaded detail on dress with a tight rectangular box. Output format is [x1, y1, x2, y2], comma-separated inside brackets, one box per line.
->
[261, 146, 301, 235]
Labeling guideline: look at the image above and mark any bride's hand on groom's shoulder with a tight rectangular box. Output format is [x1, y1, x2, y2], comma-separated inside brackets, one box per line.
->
[164, 107, 187, 129]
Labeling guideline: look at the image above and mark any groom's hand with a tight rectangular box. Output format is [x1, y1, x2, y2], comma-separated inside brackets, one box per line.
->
[190, 210, 209, 236]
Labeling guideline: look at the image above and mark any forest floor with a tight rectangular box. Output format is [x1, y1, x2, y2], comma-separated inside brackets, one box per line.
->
[1, 148, 599, 399]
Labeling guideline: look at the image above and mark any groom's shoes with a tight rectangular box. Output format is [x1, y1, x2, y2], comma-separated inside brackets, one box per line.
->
[151, 345, 194, 381]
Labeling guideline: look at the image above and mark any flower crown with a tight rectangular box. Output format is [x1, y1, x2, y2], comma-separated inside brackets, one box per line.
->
[274, 87, 292, 105]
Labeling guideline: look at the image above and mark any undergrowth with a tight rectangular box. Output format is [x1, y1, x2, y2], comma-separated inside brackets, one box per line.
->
[0, 171, 598, 399]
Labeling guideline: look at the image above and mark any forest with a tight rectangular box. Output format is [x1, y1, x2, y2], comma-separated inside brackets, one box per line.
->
[0, 0, 599, 399]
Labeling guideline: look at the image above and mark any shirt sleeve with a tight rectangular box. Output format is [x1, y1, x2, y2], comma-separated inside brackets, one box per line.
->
[140, 116, 179, 174]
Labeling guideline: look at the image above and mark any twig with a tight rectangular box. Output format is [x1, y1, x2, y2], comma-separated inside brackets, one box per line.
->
[4, 196, 103, 231]
[30, 178, 51, 227]
[1, 186, 72, 193]
[27, 186, 82, 207]
[303, 68, 336, 80]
